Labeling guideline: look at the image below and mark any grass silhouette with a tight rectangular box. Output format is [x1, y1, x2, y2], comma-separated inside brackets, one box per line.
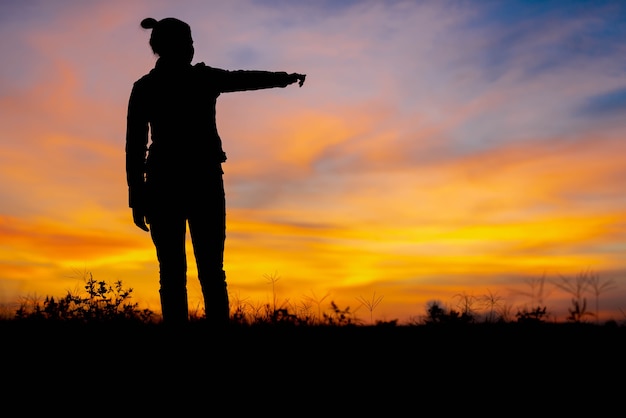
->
[13, 272, 154, 324]
[4, 268, 625, 327]
[2, 273, 624, 415]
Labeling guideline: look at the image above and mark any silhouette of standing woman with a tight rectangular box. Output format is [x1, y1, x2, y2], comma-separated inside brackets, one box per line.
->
[125, 17, 305, 325]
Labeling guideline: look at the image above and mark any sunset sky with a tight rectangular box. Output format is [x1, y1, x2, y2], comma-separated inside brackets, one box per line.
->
[1, 0, 625, 324]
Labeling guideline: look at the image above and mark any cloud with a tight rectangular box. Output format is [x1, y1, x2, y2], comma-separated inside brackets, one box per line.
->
[0, 0, 625, 322]
[0, 214, 147, 261]
[579, 86, 626, 117]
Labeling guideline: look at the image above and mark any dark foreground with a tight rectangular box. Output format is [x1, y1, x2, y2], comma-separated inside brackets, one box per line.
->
[3, 320, 625, 413]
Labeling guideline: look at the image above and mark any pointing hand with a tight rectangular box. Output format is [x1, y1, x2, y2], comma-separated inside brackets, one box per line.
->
[297, 73, 306, 87]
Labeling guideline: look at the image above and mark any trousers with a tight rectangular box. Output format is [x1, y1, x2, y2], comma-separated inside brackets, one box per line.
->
[147, 172, 228, 325]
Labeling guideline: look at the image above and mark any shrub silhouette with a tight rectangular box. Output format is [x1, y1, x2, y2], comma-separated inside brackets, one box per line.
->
[515, 306, 548, 324]
[15, 273, 154, 323]
[322, 301, 357, 326]
[423, 301, 474, 325]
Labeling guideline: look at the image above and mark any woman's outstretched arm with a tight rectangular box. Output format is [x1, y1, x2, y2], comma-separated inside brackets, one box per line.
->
[198, 63, 305, 92]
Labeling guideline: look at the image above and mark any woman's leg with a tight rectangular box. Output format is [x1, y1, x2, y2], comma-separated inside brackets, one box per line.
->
[188, 179, 228, 325]
[149, 213, 189, 324]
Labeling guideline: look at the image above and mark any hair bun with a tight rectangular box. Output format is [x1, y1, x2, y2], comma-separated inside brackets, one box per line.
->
[141, 17, 158, 29]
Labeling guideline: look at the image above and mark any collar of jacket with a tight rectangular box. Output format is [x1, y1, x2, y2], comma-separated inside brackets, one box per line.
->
[153, 58, 193, 74]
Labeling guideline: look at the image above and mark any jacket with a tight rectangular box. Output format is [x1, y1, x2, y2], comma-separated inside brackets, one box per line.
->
[125, 59, 295, 209]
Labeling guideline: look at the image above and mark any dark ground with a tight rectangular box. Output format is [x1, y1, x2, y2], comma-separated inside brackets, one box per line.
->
[3, 320, 624, 414]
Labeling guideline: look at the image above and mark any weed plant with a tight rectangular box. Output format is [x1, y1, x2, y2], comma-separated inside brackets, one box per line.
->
[4, 269, 625, 328]
[13, 272, 154, 324]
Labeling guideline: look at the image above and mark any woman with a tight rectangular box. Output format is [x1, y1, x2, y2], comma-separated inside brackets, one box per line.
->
[125, 17, 305, 325]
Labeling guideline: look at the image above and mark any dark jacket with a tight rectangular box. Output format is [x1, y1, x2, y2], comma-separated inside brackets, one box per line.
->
[125, 59, 295, 209]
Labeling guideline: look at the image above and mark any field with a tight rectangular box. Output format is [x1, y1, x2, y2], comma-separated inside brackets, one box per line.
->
[2, 319, 624, 414]
[2, 275, 625, 414]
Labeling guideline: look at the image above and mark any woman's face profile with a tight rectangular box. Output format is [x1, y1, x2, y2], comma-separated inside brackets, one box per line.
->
[182, 40, 194, 64]
[159, 39, 194, 64]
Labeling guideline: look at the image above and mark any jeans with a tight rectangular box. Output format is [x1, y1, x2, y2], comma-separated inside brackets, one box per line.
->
[147, 173, 228, 325]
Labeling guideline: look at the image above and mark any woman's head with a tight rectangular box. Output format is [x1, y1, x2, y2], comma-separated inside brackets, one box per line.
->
[141, 17, 194, 63]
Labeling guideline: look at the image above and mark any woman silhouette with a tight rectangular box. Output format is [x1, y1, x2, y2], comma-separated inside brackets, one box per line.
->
[125, 17, 305, 325]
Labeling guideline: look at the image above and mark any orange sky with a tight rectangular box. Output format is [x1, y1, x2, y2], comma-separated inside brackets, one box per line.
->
[1, 0, 625, 324]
